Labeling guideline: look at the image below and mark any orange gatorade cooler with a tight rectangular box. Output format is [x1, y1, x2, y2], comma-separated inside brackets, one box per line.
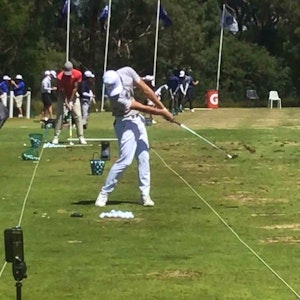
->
[206, 90, 219, 109]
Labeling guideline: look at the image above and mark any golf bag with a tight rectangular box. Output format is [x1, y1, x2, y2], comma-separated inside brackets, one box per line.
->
[0, 101, 9, 130]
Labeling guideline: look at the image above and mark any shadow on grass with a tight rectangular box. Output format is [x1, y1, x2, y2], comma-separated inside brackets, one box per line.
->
[71, 199, 139, 205]
[72, 200, 95, 205]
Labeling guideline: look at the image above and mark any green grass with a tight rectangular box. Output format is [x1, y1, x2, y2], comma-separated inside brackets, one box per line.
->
[1, 109, 300, 299]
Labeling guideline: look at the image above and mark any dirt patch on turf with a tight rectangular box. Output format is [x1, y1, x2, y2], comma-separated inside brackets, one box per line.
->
[251, 213, 285, 217]
[262, 223, 300, 230]
[243, 143, 256, 153]
[281, 141, 299, 146]
[261, 236, 300, 244]
[147, 270, 202, 279]
[226, 192, 288, 204]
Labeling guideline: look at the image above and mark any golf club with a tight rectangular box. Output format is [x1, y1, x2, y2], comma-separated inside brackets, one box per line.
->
[173, 121, 237, 159]
[68, 111, 74, 146]
[67, 138, 117, 142]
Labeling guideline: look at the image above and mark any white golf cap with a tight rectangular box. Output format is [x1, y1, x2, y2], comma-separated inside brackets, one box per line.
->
[16, 74, 23, 80]
[103, 70, 123, 97]
[179, 70, 185, 77]
[3, 75, 11, 80]
[64, 61, 73, 75]
[84, 70, 95, 78]
[142, 75, 154, 82]
[50, 70, 57, 78]
[44, 70, 50, 76]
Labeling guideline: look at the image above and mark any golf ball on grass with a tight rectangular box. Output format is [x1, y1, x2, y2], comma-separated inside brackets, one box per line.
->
[227, 153, 238, 159]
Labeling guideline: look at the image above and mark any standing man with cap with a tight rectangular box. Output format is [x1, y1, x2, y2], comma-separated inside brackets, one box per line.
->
[177, 70, 189, 113]
[11, 74, 26, 117]
[52, 61, 87, 145]
[95, 66, 174, 207]
[182, 68, 199, 112]
[0, 75, 11, 107]
[80, 70, 95, 130]
[40, 70, 57, 120]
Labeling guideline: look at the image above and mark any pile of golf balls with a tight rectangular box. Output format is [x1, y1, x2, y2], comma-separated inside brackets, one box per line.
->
[43, 142, 67, 148]
[99, 210, 134, 219]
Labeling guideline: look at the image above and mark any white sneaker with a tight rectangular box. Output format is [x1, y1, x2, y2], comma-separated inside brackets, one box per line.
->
[140, 195, 155, 207]
[18, 114, 23, 118]
[95, 193, 108, 207]
[152, 119, 157, 124]
[79, 136, 87, 145]
[52, 136, 59, 144]
[190, 109, 195, 112]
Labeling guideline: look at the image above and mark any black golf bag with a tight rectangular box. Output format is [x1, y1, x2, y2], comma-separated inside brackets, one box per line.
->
[0, 101, 9, 130]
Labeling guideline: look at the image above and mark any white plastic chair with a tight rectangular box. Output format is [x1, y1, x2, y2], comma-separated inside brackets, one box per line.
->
[268, 91, 282, 109]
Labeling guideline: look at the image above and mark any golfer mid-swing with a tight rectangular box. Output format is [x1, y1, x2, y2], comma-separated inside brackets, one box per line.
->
[95, 66, 174, 207]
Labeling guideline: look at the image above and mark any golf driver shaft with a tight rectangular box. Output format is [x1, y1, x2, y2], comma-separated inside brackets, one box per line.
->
[69, 111, 73, 145]
[174, 121, 233, 159]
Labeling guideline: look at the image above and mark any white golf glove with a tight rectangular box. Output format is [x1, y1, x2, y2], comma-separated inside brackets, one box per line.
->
[68, 101, 74, 111]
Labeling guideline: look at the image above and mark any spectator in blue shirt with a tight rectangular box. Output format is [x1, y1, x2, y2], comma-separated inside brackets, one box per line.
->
[0, 75, 11, 107]
[11, 74, 26, 117]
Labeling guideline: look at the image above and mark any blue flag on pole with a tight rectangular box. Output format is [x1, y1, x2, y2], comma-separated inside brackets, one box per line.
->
[159, 4, 172, 27]
[99, 5, 109, 32]
[60, 0, 68, 19]
[220, 6, 238, 34]
[58, 0, 69, 27]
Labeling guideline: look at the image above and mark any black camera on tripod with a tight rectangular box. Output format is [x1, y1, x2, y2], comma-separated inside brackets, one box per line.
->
[4, 226, 27, 281]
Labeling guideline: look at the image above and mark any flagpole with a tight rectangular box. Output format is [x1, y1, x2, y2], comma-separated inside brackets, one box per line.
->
[66, 0, 71, 62]
[100, 0, 112, 112]
[152, 0, 160, 87]
[216, 4, 225, 91]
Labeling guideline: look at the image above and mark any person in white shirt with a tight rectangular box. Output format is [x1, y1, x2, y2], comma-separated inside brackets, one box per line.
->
[40, 70, 57, 120]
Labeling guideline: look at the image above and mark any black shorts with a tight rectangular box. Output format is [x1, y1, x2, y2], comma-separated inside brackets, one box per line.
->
[42, 93, 52, 108]
[187, 88, 194, 100]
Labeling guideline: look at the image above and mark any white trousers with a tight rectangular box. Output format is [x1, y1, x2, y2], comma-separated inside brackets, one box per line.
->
[54, 97, 83, 137]
[81, 101, 90, 125]
[101, 114, 150, 197]
[1, 93, 7, 107]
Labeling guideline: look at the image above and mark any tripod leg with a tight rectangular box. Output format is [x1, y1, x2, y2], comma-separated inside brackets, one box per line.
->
[16, 281, 22, 300]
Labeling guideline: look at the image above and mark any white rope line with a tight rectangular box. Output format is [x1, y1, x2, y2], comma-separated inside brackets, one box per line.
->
[18, 147, 45, 227]
[0, 262, 7, 278]
[0, 147, 44, 279]
[151, 148, 300, 299]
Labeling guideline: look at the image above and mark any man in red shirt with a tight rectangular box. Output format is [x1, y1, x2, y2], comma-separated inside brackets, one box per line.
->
[52, 61, 87, 144]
